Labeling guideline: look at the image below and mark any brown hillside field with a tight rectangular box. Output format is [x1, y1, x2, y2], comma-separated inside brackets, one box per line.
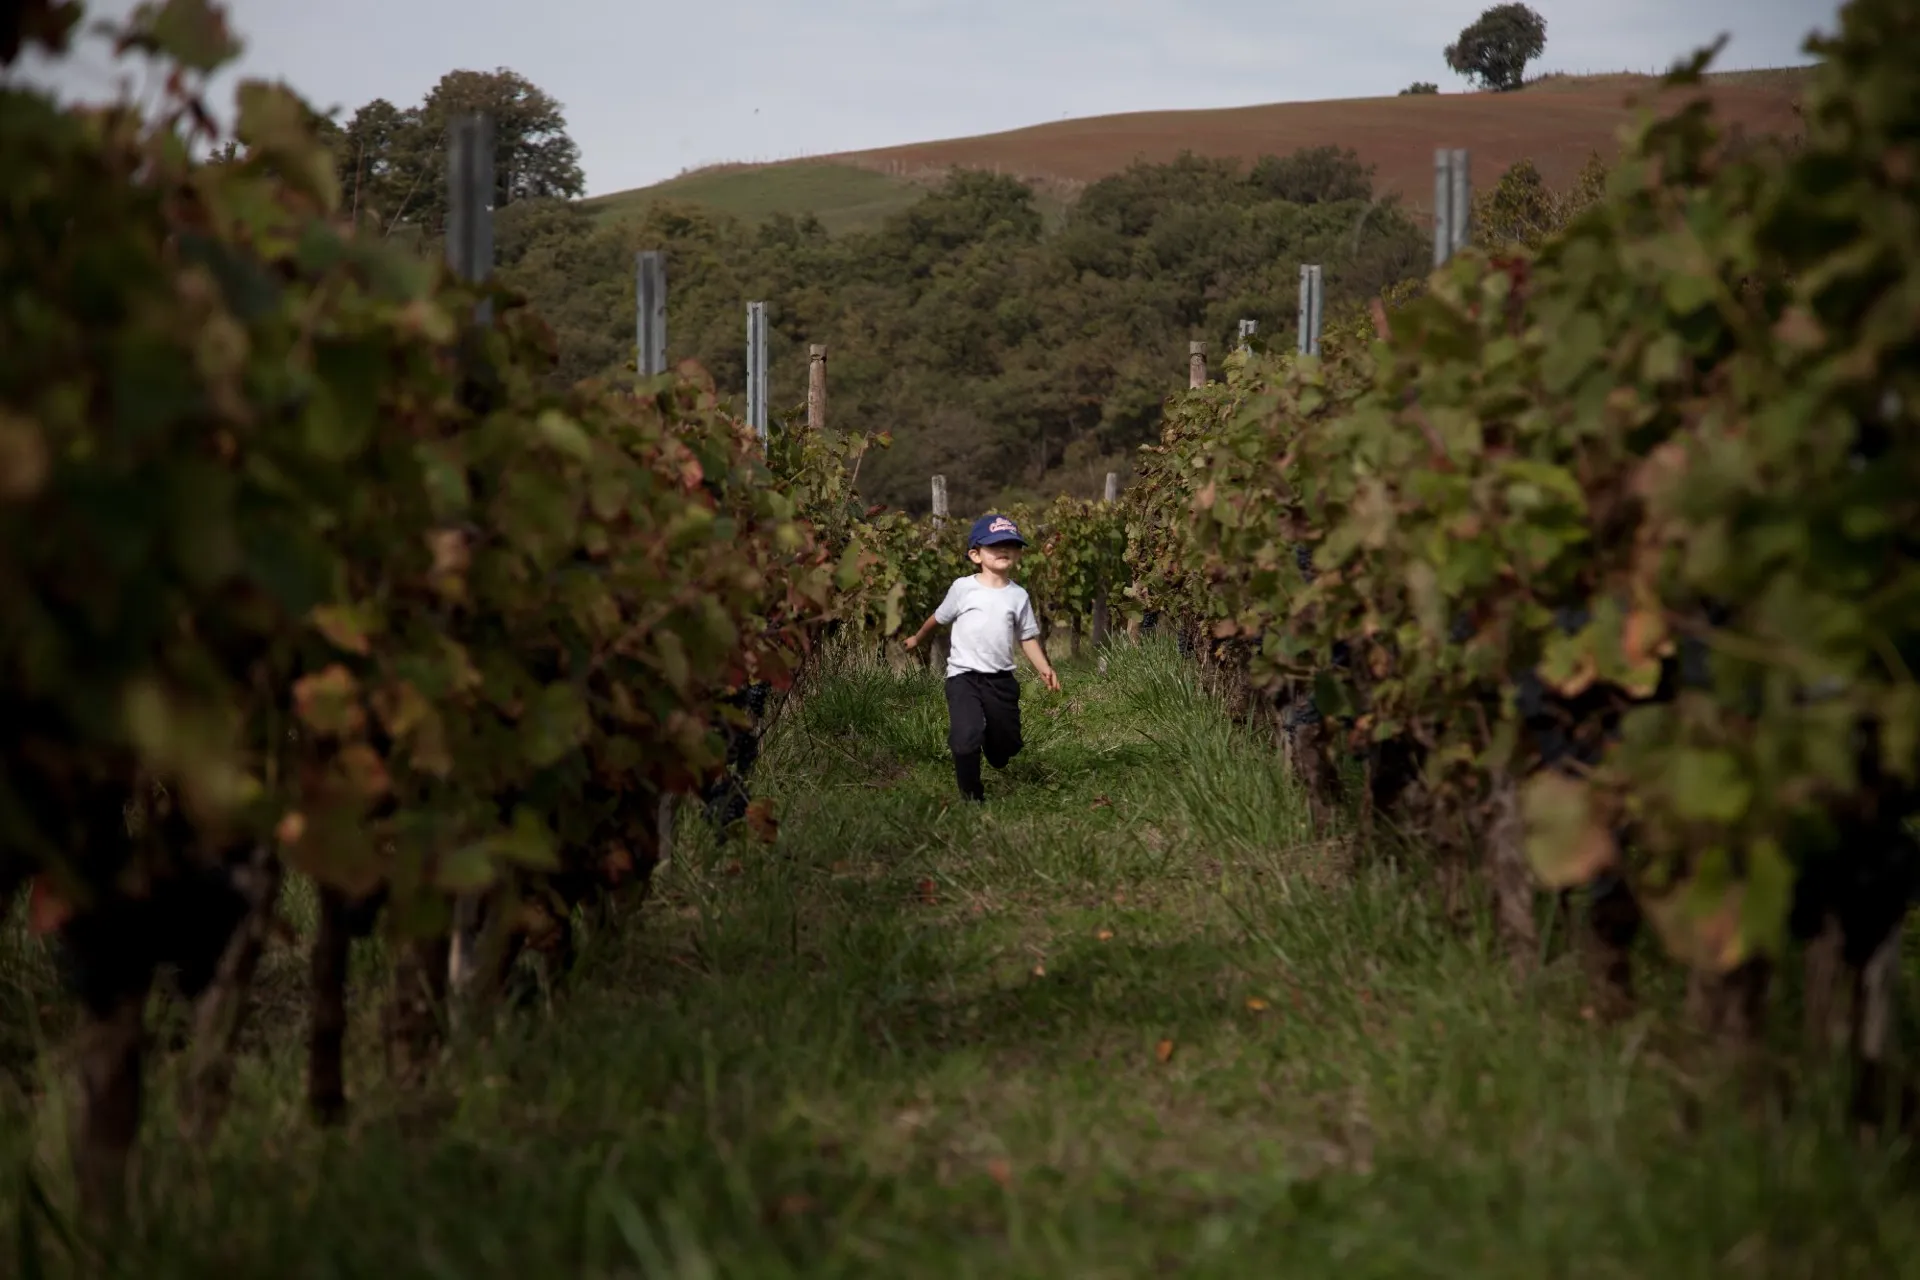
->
[821, 73, 1806, 215]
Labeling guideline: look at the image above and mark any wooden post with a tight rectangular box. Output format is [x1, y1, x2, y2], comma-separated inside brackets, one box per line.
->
[446, 113, 495, 326]
[1450, 148, 1471, 258]
[807, 344, 827, 432]
[636, 251, 666, 376]
[444, 114, 496, 1027]
[1089, 470, 1119, 651]
[1298, 266, 1324, 356]
[928, 473, 951, 674]
[1189, 341, 1207, 389]
[745, 301, 768, 443]
[1308, 265, 1324, 356]
[1297, 266, 1313, 355]
[1433, 148, 1472, 267]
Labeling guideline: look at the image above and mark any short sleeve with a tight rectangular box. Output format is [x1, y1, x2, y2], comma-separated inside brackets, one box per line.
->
[1015, 591, 1040, 640]
[933, 578, 965, 625]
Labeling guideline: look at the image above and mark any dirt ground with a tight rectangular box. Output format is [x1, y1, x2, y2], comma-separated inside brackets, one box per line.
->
[821, 74, 1806, 213]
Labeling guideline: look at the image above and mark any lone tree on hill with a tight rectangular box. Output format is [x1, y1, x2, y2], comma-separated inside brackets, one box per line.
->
[1444, 4, 1547, 92]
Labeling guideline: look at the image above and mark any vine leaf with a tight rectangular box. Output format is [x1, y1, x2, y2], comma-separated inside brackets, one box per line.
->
[1520, 771, 1617, 889]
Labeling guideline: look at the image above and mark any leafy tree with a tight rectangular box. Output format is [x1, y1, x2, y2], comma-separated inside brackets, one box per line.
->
[1247, 145, 1374, 205]
[415, 69, 585, 220]
[861, 169, 1042, 289]
[494, 195, 592, 269]
[1444, 4, 1547, 92]
[1470, 152, 1610, 251]
[1401, 82, 1440, 95]
[329, 68, 585, 238]
[334, 97, 417, 231]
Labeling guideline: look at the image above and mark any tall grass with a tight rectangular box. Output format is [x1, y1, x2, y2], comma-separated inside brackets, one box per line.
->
[0, 638, 1914, 1276]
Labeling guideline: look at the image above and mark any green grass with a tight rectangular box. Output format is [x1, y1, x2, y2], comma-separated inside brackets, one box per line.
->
[583, 162, 928, 236]
[3, 638, 1919, 1276]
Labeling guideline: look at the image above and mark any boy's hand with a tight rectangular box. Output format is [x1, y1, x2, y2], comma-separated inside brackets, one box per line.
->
[1019, 637, 1059, 691]
[906, 615, 940, 651]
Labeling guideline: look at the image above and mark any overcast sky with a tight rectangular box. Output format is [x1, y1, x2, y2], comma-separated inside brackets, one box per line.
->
[18, 0, 1842, 198]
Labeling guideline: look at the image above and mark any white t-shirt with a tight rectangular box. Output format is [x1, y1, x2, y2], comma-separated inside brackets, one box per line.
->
[934, 575, 1040, 678]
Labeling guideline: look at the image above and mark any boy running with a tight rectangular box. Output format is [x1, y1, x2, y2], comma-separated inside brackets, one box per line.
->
[905, 513, 1061, 803]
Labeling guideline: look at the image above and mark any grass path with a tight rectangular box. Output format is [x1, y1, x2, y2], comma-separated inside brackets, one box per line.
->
[3, 641, 1918, 1276]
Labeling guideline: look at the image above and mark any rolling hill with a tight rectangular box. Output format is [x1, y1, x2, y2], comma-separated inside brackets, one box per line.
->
[583, 67, 1810, 235]
[581, 161, 927, 236]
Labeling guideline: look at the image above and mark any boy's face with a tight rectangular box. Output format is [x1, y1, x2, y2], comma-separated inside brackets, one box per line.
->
[970, 541, 1023, 574]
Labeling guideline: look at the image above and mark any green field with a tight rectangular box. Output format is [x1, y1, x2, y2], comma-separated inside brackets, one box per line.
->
[3, 639, 1913, 1276]
[582, 162, 928, 236]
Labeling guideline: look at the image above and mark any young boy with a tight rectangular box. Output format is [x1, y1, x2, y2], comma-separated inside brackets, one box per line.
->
[905, 513, 1061, 802]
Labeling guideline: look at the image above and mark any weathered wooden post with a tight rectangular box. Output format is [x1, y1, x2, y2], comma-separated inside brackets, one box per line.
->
[745, 301, 769, 444]
[927, 474, 951, 674]
[446, 113, 494, 325]
[1089, 470, 1120, 651]
[636, 251, 667, 376]
[1297, 265, 1324, 356]
[1309, 265, 1323, 355]
[807, 344, 827, 431]
[1450, 147, 1471, 258]
[1189, 340, 1207, 389]
[1434, 148, 1472, 267]
[442, 111, 504, 1056]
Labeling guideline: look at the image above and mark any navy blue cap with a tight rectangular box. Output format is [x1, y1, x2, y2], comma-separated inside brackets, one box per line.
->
[968, 513, 1026, 548]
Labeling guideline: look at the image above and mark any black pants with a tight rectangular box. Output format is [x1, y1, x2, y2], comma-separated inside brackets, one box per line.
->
[945, 671, 1023, 800]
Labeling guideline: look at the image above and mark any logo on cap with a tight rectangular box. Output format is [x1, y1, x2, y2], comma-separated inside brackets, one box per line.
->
[968, 512, 1026, 547]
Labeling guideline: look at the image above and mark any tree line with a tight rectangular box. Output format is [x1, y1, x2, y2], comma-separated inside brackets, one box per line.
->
[322, 69, 1435, 514]
[496, 152, 1435, 515]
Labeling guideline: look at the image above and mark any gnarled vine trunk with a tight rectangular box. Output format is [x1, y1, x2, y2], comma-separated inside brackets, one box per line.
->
[307, 886, 352, 1125]
[71, 985, 149, 1222]
[1482, 769, 1538, 980]
[383, 935, 450, 1087]
[181, 844, 283, 1140]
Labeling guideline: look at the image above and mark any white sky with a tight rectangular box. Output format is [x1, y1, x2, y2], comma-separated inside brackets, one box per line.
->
[15, 0, 1843, 198]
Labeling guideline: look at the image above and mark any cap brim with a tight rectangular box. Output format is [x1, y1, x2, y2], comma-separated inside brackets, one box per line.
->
[973, 534, 1026, 547]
